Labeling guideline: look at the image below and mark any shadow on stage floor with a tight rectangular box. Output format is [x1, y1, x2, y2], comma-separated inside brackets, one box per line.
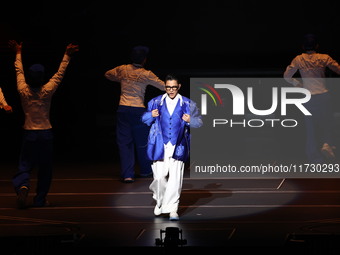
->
[1, 154, 340, 255]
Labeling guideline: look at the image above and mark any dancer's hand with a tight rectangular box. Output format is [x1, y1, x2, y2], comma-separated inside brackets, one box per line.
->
[182, 113, 190, 123]
[8, 40, 22, 53]
[152, 109, 159, 117]
[66, 43, 79, 56]
[3, 105, 13, 113]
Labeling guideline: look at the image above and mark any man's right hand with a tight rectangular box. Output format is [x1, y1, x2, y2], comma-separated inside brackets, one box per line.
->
[152, 109, 159, 117]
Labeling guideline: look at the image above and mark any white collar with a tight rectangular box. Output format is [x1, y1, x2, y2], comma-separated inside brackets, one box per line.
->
[160, 93, 182, 106]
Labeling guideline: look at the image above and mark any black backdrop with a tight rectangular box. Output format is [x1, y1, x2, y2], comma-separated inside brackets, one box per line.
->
[1, 0, 340, 163]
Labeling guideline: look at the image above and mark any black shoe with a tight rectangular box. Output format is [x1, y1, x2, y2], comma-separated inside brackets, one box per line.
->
[17, 186, 29, 209]
[32, 200, 51, 207]
[122, 178, 135, 183]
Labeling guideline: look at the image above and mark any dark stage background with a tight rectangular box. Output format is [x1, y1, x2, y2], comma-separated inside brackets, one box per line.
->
[1, 0, 340, 164]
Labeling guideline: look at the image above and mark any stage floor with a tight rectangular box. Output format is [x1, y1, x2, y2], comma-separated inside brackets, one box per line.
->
[1, 159, 340, 254]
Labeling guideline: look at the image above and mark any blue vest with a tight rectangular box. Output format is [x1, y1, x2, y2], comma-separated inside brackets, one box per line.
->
[142, 94, 202, 161]
[159, 100, 184, 145]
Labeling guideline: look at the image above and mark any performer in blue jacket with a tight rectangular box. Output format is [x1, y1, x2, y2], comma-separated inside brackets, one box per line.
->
[142, 74, 202, 220]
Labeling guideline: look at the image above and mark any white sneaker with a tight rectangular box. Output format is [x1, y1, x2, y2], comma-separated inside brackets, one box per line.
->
[321, 143, 336, 160]
[154, 205, 162, 216]
[169, 211, 179, 221]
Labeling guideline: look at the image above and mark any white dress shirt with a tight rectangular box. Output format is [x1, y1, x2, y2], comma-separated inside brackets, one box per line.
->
[165, 94, 180, 116]
[164, 94, 182, 151]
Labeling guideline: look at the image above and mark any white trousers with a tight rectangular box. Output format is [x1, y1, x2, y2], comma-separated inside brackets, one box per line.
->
[149, 143, 184, 214]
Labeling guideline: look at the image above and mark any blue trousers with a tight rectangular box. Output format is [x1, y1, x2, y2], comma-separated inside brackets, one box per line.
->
[303, 92, 334, 163]
[12, 129, 53, 206]
[116, 106, 152, 178]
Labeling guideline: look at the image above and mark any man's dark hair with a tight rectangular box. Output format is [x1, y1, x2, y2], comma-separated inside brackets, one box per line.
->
[165, 74, 180, 83]
[130, 46, 149, 65]
[303, 34, 318, 51]
[27, 64, 45, 88]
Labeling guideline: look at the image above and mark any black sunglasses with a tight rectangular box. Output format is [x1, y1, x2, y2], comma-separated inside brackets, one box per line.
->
[165, 86, 179, 90]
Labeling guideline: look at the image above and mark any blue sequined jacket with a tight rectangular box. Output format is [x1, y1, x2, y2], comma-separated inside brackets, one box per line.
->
[142, 93, 203, 162]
